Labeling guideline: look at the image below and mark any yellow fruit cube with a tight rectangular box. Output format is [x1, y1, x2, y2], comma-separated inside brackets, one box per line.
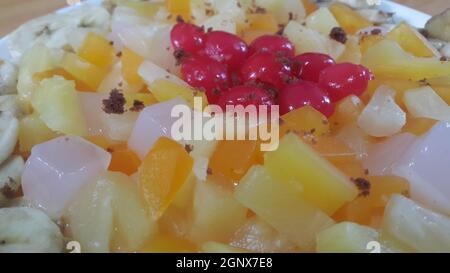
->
[150, 79, 208, 108]
[18, 114, 59, 152]
[60, 52, 107, 91]
[329, 3, 372, 34]
[190, 180, 248, 243]
[386, 22, 438, 58]
[280, 106, 330, 137]
[246, 14, 279, 32]
[316, 222, 379, 253]
[32, 76, 87, 136]
[264, 133, 358, 215]
[338, 36, 361, 64]
[234, 165, 335, 250]
[122, 47, 144, 86]
[359, 34, 384, 54]
[329, 95, 365, 131]
[78, 32, 115, 69]
[362, 40, 450, 81]
[138, 137, 193, 220]
[123, 92, 158, 110]
[167, 0, 191, 21]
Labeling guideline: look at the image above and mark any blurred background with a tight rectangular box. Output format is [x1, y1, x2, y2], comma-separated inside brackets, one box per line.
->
[0, 0, 448, 36]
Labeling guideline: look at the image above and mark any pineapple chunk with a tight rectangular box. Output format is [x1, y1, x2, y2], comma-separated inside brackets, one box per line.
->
[264, 134, 358, 215]
[386, 22, 439, 58]
[305, 7, 340, 36]
[403, 86, 450, 122]
[316, 222, 379, 253]
[18, 114, 59, 152]
[78, 32, 115, 69]
[123, 92, 158, 109]
[202, 14, 237, 34]
[329, 95, 364, 131]
[108, 172, 157, 252]
[284, 21, 345, 60]
[67, 172, 157, 253]
[234, 165, 335, 250]
[382, 194, 450, 252]
[190, 180, 247, 243]
[17, 44, 56, 108]
[245, 14, 279, 32]
[117, 0, 163, 18]
[230, 216, 298, 253]
[150, 79, 208, 108]
[361, 40, 450, 81]
[60, 52, 107, 91]
[32, 76, 87, 136]
[338, 36, 361, 64]
[66, 175, 114, 253]
[201, 242, 248, 253]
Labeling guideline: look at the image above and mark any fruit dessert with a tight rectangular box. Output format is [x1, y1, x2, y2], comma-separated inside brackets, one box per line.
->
[0, 0, 450, 253]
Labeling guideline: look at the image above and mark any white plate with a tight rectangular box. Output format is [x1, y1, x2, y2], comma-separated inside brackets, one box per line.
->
[0, 0, 432, 62]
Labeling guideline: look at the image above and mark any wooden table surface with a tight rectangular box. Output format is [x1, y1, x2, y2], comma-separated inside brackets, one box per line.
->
[0, 0, 449, 37]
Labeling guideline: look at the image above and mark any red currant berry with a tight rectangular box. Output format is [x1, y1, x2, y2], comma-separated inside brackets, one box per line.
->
[217, 85, 275, 111]
[249, 35, 295, 57]
[240, 52, 293, 91]
[203, 31, 249, 69]
[181, 56, 230, 104]
[279, 81, 334, 117]
[318, 63, 373, 102]
[170, 22, 206, 53]
[293, 53, 336, 83]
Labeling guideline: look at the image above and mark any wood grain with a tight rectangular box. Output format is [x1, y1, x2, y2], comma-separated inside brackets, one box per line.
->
[0, 0, 449, 37]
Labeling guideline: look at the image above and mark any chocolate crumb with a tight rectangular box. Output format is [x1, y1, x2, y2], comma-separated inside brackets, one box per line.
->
[207, 168, 213, 175]
[254, 6, 266, 14]
[116, 51, 122, 58]
[329, 27, 347, 44]
[103, 89, 126, 114]
[352, 177, 371, 197]
[0, 178, 17, 199]
[370, 28, 382, 35]
[440, 56, 449, 62]
[205, 9, 215, 16]
[288, 12, 294, 21]
[364, 169, 370, 175]
[109, 41, 114, 46]
[310, 128, 316, 134]
[106, 147, 114, 153]
[173, 49, 190, 65]
[184, 144, 194, 154]
[176, 15, 184, 23]
[130, 100, 145, 112]
[118, 81, 123, 87]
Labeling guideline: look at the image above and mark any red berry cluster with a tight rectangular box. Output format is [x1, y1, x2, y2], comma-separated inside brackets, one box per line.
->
[170, 21, 373, 118]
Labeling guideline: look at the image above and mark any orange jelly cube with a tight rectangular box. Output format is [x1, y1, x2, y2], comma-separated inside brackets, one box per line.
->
[138, 137, 193, 220]
[121, 47, 144, 86]
[329, 95, 365, 132]
[208, 140, 261, 183]
[302, 0, 318, 16]
[329, 3, 372, 34]
[167, 0, 191, 21]
[241, 30, 275, 44]
[280, 106, 330, 137]
[78, 32, 115, 69]
[108, 144, 142, 176]
[246, 14, 279, 32]
[333, 176, 410, 227]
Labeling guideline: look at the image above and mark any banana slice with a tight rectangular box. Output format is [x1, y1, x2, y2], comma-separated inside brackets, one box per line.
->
[0, 156, 24, 207]
[0, 60, 18, 95]
[425, 8, 450, 42]
[0, 95, 23, 119]
[6, 5, 111, 64]
[0, 207, 63, 253]
[0, 112, 19, 166]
